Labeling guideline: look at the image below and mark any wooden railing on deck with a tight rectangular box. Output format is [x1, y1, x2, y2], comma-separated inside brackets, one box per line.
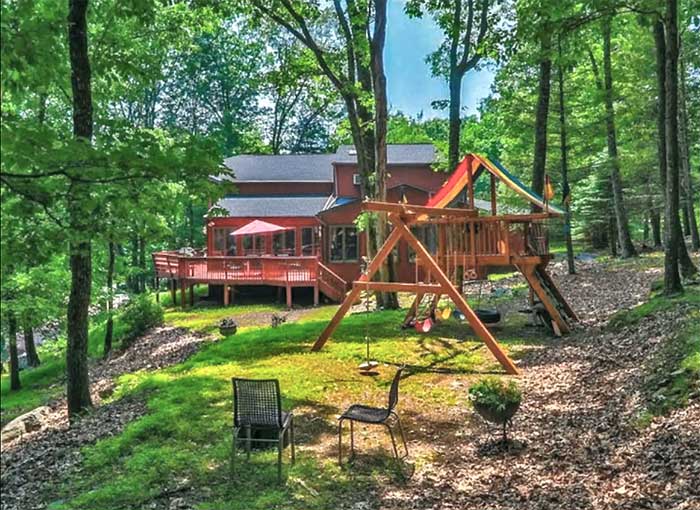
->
[153, 252, 320, 285]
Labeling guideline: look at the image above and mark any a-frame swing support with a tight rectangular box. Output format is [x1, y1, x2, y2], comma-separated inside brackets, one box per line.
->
[311, 204, 520, 376]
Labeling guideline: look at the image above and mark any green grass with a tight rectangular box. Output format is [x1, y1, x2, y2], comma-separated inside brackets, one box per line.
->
[165, 303, 285, 334]
[641, 310, 700, 419]
[607, 286, 700, 331]
[49, 300, 534, 509]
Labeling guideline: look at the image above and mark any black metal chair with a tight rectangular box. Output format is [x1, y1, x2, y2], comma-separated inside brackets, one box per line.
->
[338, 368, 408, 465]
[232, 378, 295, 482]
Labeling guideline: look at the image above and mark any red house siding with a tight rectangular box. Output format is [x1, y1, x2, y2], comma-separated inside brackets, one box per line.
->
[334, 163, 448, 198]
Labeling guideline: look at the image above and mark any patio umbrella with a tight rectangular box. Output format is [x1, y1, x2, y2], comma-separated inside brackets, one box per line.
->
[230, 219, 288, 236]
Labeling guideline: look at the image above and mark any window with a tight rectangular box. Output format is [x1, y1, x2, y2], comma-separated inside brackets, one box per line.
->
[213, 228, 236, 255]
[301, 227, 321, 256]
[408, 225, 437, 262]
[273, 229, 296, 255]
[330, 226, 358, 262]
[242, 235, 265, 255]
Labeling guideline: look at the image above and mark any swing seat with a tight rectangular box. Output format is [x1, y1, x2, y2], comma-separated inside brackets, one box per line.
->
[414, 318, 433, 333]
[452, 310, 466, 321]
[439, 307, 452, 321]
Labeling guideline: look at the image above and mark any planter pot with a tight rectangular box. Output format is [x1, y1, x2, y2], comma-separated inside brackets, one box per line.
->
[219, 326, 237, 336]
[473, 401, 520, 425]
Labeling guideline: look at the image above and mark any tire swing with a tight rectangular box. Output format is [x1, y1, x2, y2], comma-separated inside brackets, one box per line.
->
[358, 265, 379, 376]
[472, 278, 501, 325]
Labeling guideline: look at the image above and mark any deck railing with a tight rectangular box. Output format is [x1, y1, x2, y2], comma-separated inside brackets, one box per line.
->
[153, 252, 320, 285]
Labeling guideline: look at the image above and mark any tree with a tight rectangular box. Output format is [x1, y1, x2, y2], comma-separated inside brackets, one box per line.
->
[556, 38, 576, 274]
[66, 0, 95, 418]
[653, 16, 696, 279]
[600, 15, 636, 257]
[532, 28, 552, 208]
[663, 0, 683, 295]
[405, 0, 494, 171]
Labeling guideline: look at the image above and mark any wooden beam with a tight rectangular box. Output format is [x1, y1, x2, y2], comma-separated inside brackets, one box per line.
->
[467, 160, 475, 209]
[352, 281, 443, 293]
[393, 220, 519, 375]
[312, 226, 404, 351]
[403, 292, 424, 326]
[286, 285, 292, 309]
[223, 284, 229, 306]
[535, 266, 578, 321]
[490, 173, 497, 215]
[362, 201, 477, 218]
[518, 264, 570, 334]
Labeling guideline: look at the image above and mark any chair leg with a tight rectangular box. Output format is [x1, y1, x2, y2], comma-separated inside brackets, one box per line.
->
[338, 419, 344, 466]
[394, 415, 409, 457]
[231, 427, 238, 472]
[245, 426, 252, 460]
[385, 424, 399, 460]
[290, 418, 296, 464]
[349, 419, 355, 459]
[277, 431, 283, 483]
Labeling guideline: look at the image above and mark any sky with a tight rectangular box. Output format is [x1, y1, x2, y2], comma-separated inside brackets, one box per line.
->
[384, 0, 495, 119]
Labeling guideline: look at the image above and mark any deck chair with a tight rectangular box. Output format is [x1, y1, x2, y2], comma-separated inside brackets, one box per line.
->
[338, 368, 408, 465]
[232, 378, 295, 483]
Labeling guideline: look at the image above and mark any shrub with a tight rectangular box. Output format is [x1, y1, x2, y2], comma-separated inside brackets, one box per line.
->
[468, 377, 522, 412]
[120, 295, 163, 346]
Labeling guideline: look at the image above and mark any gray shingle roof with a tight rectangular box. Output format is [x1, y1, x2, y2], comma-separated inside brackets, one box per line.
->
[216, 144, 437, 182]
[220, 154, 336, 182]
[213, 195, 333, 217]
[333, 144, 436, 164]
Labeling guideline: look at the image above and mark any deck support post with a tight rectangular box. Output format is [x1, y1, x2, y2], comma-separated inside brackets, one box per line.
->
[155, 277, 160, 303]
[223, 284, 230, 306]
[180, 281, 186, 309]
[286, 285, 292, 309]
[313, 284, 319, 306]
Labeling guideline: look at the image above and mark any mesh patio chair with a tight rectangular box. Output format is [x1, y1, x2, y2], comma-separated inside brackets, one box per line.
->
[338, 368, 408, 465]
[232, 378, 295, 483]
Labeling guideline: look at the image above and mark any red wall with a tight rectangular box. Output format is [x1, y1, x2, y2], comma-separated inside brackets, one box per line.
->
[334, 163, 448, 198]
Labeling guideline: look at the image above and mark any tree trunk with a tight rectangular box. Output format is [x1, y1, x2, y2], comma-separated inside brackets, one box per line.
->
[531, 31, 552, 210]
[23, 323, 40, 367]
[557, 41, 575, 274]
[663, 0, 683, 294]
[138, 235, 146, 293]
[448, 70, 463, 172]
[104, 240, 115, 358]
[66, 0, 94, 419]
[8, 312, 21, 390]
[371, 0, 398, 309]
[602, 17, 636, 258]
[679, 52, 700, 250]
[655, 15, 697, 278]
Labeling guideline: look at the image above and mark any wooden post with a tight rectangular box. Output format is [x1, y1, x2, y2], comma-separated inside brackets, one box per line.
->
[314, 284, 319, 306]
[286, 285, 292, 309]
[155, 277, 160, 303]
[466, 160, 475, 209]
[180, 281, 186, 309]
[490, 173, 497, 215]
[223, 284, 230, 306]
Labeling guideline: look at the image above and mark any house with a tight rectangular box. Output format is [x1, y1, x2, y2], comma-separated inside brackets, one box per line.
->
[205, 144, 448, 285]
[153, 145, 564, 308]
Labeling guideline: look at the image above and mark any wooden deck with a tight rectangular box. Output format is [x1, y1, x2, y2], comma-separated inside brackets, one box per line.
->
[152, 252, 348, 307]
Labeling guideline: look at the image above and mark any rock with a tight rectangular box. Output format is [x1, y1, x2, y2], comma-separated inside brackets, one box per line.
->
[1, 406, 51, 445]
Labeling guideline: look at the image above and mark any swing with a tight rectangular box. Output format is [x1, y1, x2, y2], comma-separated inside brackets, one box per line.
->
[358, 263, 379, 375]
[471, 278, 502, 325]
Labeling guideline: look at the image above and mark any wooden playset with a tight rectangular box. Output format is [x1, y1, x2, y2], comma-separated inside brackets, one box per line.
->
[311, 154, 579, 375]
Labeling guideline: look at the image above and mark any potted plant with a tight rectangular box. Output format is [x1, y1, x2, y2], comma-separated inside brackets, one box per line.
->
[219, 318, 238, 336]
[468, 377, 522, 442]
